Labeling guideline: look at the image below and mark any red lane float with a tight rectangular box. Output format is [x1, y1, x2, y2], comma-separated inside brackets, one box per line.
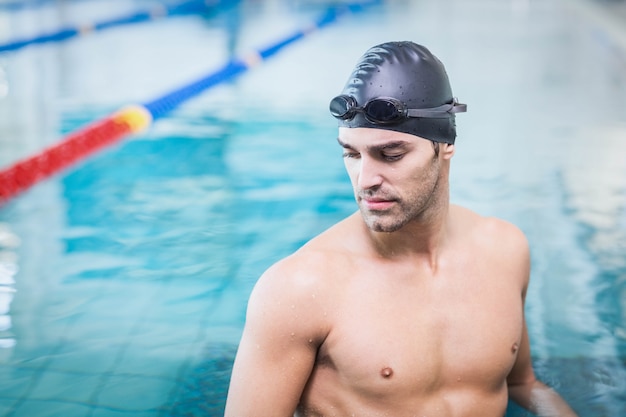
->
[0, 105, 152, 204]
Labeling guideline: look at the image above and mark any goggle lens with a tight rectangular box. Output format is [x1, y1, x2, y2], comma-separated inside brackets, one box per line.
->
[363, 99, 403, 123]
[329, 95, 355, 119]
[329, 95, 466, 124]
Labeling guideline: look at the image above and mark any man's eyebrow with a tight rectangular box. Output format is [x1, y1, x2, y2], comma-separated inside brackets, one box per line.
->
[336, 137, 410, 152]
[370, 141, 410, 152]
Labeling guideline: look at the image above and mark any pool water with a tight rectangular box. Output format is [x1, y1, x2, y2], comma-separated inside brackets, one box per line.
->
[1, 0, 625, 416]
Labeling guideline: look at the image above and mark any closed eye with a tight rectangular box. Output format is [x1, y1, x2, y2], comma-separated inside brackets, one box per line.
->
[381, 153, 404, 161]
[374, 141, 410, 162]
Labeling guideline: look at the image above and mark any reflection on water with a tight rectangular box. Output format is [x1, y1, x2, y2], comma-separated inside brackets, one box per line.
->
[0, 223, 18, 351]
[507, 357, 626, 416]
[562, 126, 626, 272]
[560, 124, 626, 360]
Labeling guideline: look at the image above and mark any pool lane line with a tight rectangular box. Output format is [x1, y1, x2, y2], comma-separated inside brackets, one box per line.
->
[0, 0, 71, 12]
[144, 1, 379, 120]
[0, 0, 213, 54]
[561, 0, 626, 57]
[0, 0, 60, 12]
[0, 0, 380, 205]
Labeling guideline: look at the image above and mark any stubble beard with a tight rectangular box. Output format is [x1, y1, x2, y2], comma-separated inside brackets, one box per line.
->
[358, 161, 442, 233]
[360, 189, 438, 233]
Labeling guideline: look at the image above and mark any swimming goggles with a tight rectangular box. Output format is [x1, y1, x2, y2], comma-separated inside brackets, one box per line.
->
[329, 95, 467, 124]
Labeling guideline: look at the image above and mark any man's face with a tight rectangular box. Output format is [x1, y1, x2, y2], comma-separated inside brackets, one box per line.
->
[337, 127, 446, 233]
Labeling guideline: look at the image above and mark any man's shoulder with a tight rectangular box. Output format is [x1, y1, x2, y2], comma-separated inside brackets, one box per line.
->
[451, 205, 530, 287]
[255, 216, 357, 297]
[460, 205, 530, 262]
[451, 204, 529, 255]
[243, 230, 348, 342]
[268, 232, 353, 283]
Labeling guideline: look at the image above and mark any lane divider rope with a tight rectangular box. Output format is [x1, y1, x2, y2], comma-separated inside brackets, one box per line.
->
[0, 1, 379, 205]
[0, 0, 68, 12]
[0, 0, 214, 54]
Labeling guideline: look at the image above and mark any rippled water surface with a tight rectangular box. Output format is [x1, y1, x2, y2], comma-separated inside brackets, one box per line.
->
[0, 0, 625, 416]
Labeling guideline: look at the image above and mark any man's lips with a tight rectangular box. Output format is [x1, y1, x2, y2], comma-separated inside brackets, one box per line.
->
[361, 197, 395, 211]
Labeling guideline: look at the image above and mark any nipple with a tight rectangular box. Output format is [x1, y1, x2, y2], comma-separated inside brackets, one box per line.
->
[380, 367, 393, 378]
[511, 343, 519, 354]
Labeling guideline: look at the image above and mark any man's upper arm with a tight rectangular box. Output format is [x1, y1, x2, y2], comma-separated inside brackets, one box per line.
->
[503, 221, 539, 399]
[481, 218, 535, 385]
[225, 258, 327, 417]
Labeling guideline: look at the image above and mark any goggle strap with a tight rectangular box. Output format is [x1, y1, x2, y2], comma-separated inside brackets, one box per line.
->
[405, 100, 467, 119]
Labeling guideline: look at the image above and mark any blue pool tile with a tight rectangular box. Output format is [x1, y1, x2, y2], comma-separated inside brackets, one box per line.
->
[112, 346, 188, 379]
[28, 370, 101, 403]
[45, 342, 121, 375]
[95, 374, 177, 411]
[7, 340, 59, 368]
[0, 398, 18, 416]
[124, 317, 201, 347]
[10, 399, 94, 417]
[0, 367, 39, 399]
[91, 408, 160, 417]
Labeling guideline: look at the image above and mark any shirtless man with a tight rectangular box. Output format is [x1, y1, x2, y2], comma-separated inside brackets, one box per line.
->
[225, 41, 578, 417]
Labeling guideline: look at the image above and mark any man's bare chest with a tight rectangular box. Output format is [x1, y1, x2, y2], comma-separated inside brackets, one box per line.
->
[318, 269, 524, 397]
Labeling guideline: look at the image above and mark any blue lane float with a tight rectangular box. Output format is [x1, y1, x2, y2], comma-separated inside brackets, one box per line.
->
[0, 0, 213, 54]
[0, 0, 62, 12]
[143, 0, 380, 120]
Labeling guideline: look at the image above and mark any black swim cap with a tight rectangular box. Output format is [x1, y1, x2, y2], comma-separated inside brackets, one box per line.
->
[330, 41, 466, 144]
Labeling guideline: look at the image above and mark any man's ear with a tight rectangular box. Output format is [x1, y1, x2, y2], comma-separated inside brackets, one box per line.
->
[442, 143, 455, 160]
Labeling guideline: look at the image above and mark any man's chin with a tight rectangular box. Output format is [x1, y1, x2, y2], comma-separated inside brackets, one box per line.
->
[362, 213, 405, 233]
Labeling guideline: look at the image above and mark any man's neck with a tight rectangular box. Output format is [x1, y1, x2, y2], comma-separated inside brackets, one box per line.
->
[366, 199, 451, 269]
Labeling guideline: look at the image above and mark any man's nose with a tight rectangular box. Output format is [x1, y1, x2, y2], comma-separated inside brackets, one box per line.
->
[357, 157, 383, 190]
